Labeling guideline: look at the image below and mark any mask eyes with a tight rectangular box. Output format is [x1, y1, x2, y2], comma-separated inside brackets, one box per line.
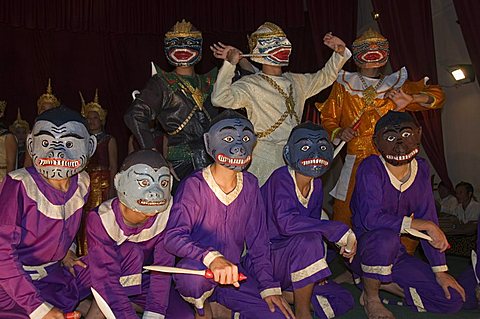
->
[41, 140, 49, 147]
[401, 132, 412, 138]
[301, 145, 310, 152]
[223, 136, 234, 143]
[137, 179, 151, 188]
[160, 180, 169, 188]
[242, 135, 250, 142]
[66, 141, 73, 148]
[320, 145, 327, 151]
[386, 135, 396, 142]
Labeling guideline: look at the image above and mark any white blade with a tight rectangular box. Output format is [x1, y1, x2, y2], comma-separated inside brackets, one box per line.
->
[472, 250, 479, 284]
[91, 287, 116, 319]
[241, 53, 270, 57]
[333, 141, 346, 159]
[144, 265, 206, 276]
[404, 228, 433, 241]
[151, 61, 157, 76]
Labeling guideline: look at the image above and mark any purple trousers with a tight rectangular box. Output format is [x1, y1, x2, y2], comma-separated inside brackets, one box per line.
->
[352, 229, 463, 313]
[173, 258, 285, 319]
[270, 233, 354, 318]
[457, 267, 479, 310]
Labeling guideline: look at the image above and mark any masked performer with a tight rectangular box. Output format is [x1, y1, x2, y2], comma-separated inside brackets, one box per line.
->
[0, 101, 17, 181]
[78, 90, 118, 255]
[24, 79, 62, 168]
[211, 22, 350, 185]
[0, 106, 97, 318]
[125, 20, 253, 188]
[83, 150, 193, 319]
[261, 122, 356, 319]
[318, 29, 445, 231]
[350, 111, 464, 319]
[165, 110, 294, 319]
[10, 108, 30, 170]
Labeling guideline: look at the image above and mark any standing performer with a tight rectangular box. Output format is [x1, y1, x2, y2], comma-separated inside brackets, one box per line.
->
[78, 90, 118, 255]
[319, 29, 445, 230]
[0, 101, 17, 181]
[211, 22, 351, 185]
[261, 122, 356, 319]
[0, 106, 97, 318]
[165, 111, 294, 319]
[84, 150, 193, 319]
[125, 19, 253, 189]
[350, 111, 464, 319]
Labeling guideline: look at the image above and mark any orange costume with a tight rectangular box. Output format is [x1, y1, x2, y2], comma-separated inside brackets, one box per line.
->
[318, 30, 445, 228]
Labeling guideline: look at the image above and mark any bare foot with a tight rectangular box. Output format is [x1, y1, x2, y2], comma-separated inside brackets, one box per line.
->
[361, 292, 395, 319]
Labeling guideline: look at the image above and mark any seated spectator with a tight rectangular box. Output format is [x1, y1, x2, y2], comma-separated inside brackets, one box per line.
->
[438, 181, 458, 215]
[454, 181, 480, 224]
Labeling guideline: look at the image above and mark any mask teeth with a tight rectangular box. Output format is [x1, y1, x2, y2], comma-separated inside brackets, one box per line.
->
[217, 154, 251, 166]
[300, 158, 329, 166]
[385, 148, 418, 161]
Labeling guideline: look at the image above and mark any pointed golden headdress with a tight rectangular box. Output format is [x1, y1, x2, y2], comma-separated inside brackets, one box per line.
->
[165, 19, 202, 39]
[248, 22, 286, 53]
[37, 78, 60, 113]
[80, 89, 107, 125]
[10, 108, 30, 133]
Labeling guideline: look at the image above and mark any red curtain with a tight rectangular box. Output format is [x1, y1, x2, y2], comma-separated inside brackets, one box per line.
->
[372, 0, 454, 190]
[453, 0, 480, 88]
[0, 1, 358, 161]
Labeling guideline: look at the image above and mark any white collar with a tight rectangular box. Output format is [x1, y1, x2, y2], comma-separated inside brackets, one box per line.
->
[337, 67, 408, 99]
[380, 156, 418, 192]
[202, 165, 243, 206]
[288, 166, 314, 208]
[98, 198, 172, 245]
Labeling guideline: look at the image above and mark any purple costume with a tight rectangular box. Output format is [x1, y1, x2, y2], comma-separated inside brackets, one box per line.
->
[164, 166, 285, 318]
[351, 155, 463, 313]
[84, 197, 193, 319]
[261, 166, 354, 318]
[0, 167, 90, 318]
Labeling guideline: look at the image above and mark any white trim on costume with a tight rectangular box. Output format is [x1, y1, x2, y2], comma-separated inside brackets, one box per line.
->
[202, 165, 243, 206]
[291, 257, 328, 283]
[315, 295, 335, 319]
[361, 263, 393, 276]
[380, 157, 418, 192]
[431, 265, 448, 273]
[29, 302, 54, 319]
[180, 288, 215, 310]
[409, 287, 427, 312]
[119, 273, 142, 287]
[260, 287, 282, 299]
[288, 166, 314, 208]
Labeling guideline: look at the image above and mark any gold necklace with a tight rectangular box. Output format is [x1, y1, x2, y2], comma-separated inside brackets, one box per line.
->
[258, 73, 299, 123]
[358, 73, 385, 107]
[175, 74, 205, 110]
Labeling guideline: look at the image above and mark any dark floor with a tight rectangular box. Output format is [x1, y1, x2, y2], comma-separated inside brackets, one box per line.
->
[326, 254, 480, 319]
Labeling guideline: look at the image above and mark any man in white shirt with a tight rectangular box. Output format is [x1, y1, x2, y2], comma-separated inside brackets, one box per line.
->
[454, 182, 480, 224]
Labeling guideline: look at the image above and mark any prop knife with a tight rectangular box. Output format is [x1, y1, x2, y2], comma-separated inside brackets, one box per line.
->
[333, 119, 362, 159]
[144, 265, 247, 282]
[64, 312, 81, 319]
[91, 287, 116, 319]
[472, 250, 479, 284]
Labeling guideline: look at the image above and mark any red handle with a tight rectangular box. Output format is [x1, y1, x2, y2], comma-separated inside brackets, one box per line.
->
[205, 269, 247, 282]
[65, 311, 81, 319]
[352, 120, 361, 131]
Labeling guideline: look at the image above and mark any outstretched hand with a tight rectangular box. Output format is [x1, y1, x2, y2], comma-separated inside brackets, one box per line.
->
[323, 32, 346, 56]
[264, 295, 295, 319]
[385, 88, 414, 111]
[211, 42, 242, 65]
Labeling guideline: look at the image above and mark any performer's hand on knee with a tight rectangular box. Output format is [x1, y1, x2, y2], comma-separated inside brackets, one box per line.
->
[435, 272, 466, 302]
[41, 307, 64, 319]
[264, 295, 295, 319]
[61, 250, 87, 277]
[209, 256, 240, 287]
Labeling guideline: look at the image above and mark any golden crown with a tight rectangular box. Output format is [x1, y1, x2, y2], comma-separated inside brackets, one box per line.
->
[10, 108, 30, 132]
[80, 89, 107, 125]
[248, 22, 286, 52]
[37, 78, 60, 112]
[165, 19, 202, 39]
[353, 28, 388, 47]
[0, 100, 6, 114]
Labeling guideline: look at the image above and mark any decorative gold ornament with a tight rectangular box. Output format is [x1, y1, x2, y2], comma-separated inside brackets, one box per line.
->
[0, 100, 6, 115]
[358, 73, 385, 107]
[165, 19, 202, 39]
[10, 108, 30, 133]
[353, 28, 388, 47]
[37, 78, 60, 113]
[80, 89, 107, 125]
[248, 22, 286, 53]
